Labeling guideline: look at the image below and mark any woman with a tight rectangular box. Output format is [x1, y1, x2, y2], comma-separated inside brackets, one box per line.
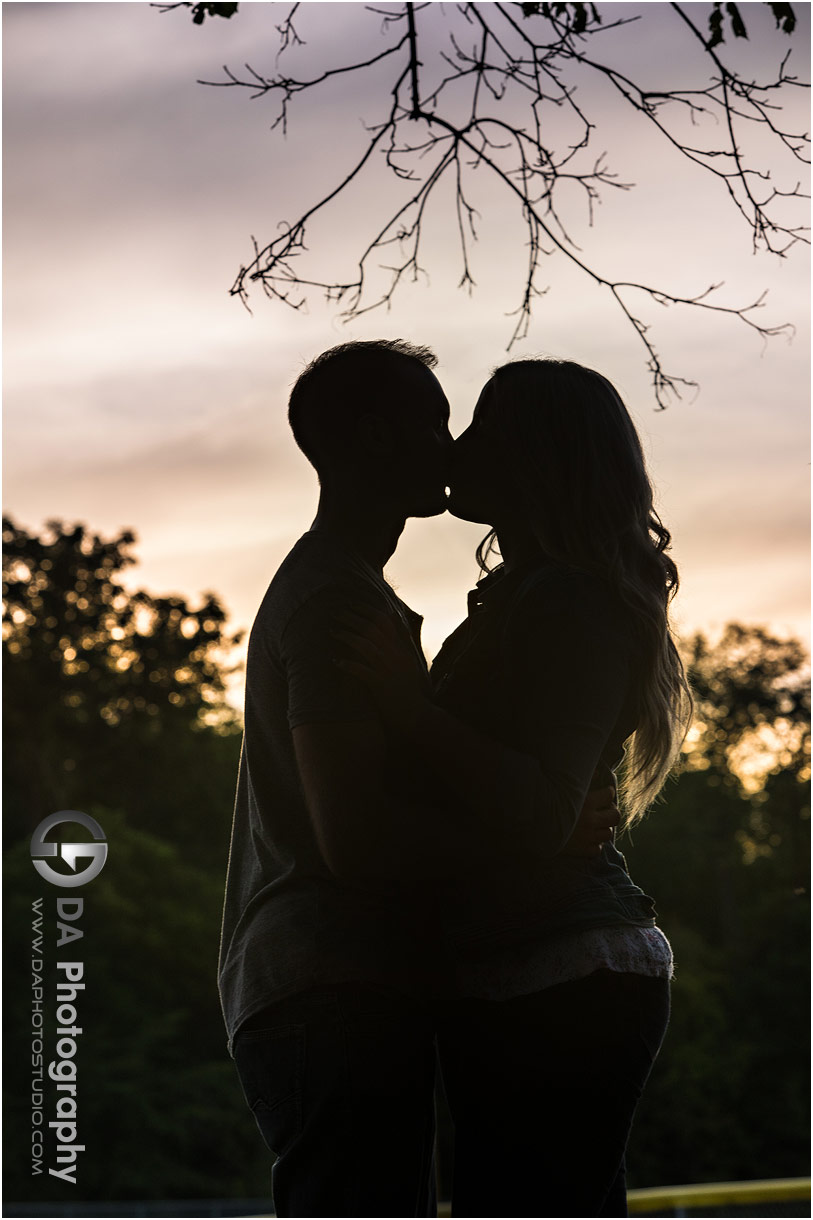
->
[337, 357, 692, 1217]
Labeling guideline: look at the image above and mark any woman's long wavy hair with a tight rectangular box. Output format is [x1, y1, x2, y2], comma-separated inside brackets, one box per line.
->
[478, 358, 692, 823]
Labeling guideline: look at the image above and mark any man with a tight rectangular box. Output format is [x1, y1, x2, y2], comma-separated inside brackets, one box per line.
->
[218, 340, 617, 1217]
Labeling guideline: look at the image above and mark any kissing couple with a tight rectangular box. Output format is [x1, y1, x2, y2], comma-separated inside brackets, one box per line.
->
[218, 339, 691, 1218]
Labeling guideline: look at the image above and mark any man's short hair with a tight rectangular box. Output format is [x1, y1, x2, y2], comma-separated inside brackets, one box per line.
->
[288, 339, 438, 472]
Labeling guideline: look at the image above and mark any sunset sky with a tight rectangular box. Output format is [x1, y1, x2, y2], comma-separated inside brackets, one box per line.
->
[4, 1, 810, 707]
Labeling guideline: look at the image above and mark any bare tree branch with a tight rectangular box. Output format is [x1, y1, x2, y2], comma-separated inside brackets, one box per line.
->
[166, 1, 809, 408]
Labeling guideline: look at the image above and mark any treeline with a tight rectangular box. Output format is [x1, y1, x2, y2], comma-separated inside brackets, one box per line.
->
[2, 517, 809, 1205]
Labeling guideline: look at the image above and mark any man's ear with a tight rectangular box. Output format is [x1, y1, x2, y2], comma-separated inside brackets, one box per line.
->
[356, 412, 396, 457]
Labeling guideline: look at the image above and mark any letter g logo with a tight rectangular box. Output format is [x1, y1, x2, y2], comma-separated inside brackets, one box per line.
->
[30, 811, 108, 889]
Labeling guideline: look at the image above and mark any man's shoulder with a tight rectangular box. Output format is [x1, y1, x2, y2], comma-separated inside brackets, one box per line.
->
[251, 532, 389, 647]
[268, 531, 358, 598]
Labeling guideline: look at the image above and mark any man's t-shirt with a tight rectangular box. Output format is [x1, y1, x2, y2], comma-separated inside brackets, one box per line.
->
[217, 530, 436, 1055]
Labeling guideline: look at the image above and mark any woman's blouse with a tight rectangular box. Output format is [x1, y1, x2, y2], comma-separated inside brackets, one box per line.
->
[451, 925, 674, 1001]
[430, 557, 664, 993]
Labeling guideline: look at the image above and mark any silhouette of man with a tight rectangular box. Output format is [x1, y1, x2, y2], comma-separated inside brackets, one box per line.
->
[218, 340, 617, 1218]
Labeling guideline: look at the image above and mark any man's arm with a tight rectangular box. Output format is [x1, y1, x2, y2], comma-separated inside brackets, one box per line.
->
[284, 587, 492, 883]
[292, 719, 492, 882]
[293, 717, 618, 881]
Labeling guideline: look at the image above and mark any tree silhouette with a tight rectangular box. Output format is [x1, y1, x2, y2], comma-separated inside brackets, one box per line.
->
[682, 622, 810, 801]
[622, 621, 810, 1188]
[2, 516, 243, 862]
[2, 518, 259, 1207]
[158, 1, 809, 406]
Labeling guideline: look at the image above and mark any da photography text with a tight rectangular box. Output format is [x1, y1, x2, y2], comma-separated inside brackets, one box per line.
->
[29, 811, 108, 1184]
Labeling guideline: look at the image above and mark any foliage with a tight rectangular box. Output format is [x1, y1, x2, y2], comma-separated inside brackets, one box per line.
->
[682, 623, 810, 799]
[708, 3, 797, 49]
[2, 520, 258, 1204]
[154, 1, 237, 23]
[2, 516, 243, 866]
[160, 1, 809, 407]
[621, 624, 810, 1186]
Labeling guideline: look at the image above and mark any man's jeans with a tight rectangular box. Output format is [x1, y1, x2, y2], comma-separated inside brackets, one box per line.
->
[437, 969, 671, 1218]
[232, 984, 438, 1218]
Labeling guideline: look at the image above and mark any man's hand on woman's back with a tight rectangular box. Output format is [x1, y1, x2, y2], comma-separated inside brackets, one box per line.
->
[562, 785, 621, 857]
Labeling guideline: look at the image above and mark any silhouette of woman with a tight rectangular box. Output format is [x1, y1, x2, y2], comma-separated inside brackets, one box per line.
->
[337, 357, 692, 1217]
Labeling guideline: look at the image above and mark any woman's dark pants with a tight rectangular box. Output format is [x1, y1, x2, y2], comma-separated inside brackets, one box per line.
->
[232, 984, 438, 1218]
[437, 969, 671, 1217]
